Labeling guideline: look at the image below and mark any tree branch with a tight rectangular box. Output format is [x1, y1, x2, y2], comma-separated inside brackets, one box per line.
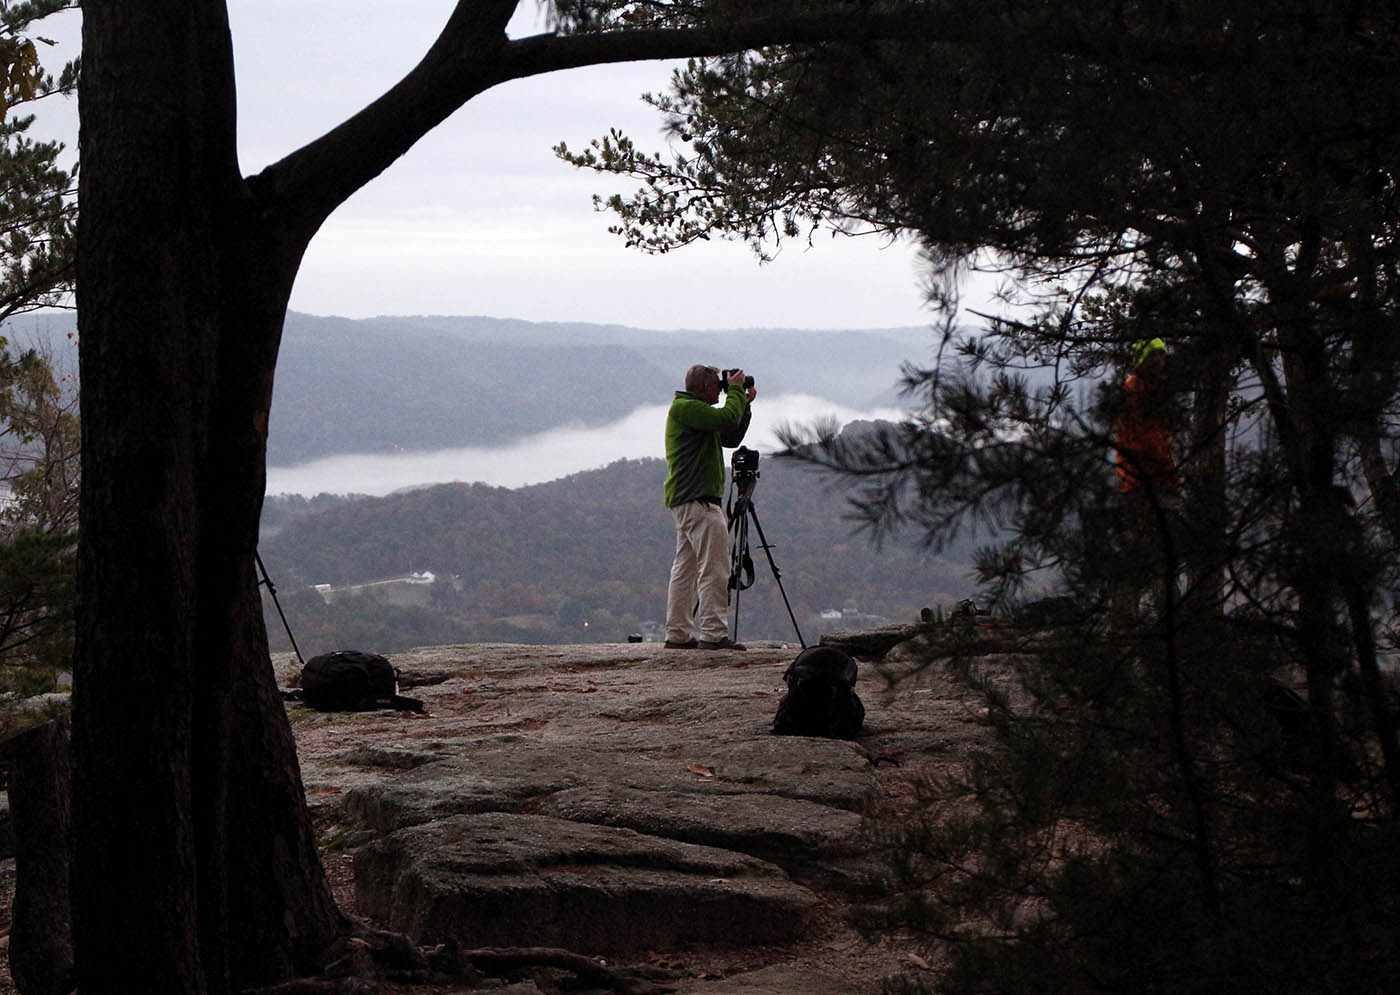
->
[246, 0, 521, 240]
[497, 9, 960, 78]
[252, 5, 935, 236]
[248, 0, 1232, 251]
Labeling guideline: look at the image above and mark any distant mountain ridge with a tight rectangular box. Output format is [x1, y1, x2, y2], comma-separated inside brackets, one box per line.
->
[268, 313, 934, 465]
[0, 310, 934, 465]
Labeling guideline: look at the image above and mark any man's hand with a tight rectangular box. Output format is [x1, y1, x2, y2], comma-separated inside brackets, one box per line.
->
[726, 368, 756, 402]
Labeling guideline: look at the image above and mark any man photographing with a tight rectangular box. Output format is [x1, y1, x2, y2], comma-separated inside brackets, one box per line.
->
[663, 365, 756, 650]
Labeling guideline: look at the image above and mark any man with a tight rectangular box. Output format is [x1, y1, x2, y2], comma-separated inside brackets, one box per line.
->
[1113, 337, 1180, 621]
[1115, 337, 1179, 498]
[663, 365, 756, 649]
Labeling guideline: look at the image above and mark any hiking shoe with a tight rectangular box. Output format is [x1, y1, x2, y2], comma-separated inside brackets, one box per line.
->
[664, 638, 699, 649]
[698, 637, 746, 651]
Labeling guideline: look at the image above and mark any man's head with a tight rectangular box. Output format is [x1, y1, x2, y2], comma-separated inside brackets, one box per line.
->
[684, 364, 723, 404]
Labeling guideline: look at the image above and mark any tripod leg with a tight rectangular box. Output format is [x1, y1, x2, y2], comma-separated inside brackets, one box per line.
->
[255, 550, 306, 666]
[745, 504, 806, 648]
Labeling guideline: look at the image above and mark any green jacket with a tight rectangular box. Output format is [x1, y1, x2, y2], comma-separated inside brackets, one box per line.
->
[663, 388, 751, 507]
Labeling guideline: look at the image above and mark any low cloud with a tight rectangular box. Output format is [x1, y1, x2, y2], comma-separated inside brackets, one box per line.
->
[266, 393, 910, 497]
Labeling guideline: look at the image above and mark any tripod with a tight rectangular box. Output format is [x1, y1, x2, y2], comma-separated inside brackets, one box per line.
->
[256, 549, 306, 666]
[726, 460, 805, 647]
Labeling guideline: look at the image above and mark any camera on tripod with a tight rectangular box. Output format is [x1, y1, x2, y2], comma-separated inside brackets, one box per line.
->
[725, 444, 804, 646]
[720, 368, 755, 391]
[731, 446, 759, 481]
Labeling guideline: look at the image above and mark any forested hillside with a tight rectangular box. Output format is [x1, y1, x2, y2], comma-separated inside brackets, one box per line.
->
[257, 454, 977, 654]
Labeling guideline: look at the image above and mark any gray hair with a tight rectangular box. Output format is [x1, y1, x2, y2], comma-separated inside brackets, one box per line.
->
[684, 364, 718, 393]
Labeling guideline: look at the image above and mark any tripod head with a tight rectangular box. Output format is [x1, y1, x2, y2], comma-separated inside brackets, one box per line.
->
[730, 446, 760, 503]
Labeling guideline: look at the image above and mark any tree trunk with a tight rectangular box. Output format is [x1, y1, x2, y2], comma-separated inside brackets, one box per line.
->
[1273, 307, 1354, 882]
[5, 715, 74, 995]
[73, 3, 342, 991]
[1184, 335, 1232, 616]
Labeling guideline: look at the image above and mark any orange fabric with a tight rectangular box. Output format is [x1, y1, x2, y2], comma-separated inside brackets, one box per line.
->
[1115, 373, 1178, 494]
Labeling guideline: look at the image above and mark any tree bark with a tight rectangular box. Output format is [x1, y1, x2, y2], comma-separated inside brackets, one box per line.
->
[73, 3, 341, 992]
[5, 715, 74, 995]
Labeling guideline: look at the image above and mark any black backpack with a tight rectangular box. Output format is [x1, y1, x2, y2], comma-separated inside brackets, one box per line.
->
[772, 646, 864, 739]
[297, 650, 423, 713]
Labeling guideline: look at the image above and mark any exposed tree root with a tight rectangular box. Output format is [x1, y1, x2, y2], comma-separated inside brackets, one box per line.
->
[242, 927, 680, 994]
[464, 945, 678, 993]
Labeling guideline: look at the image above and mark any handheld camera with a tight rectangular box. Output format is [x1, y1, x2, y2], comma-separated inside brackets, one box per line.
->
[720, 368, 755, 391]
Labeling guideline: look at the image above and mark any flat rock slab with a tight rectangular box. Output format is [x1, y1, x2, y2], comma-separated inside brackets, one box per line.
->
[354, 812, 821, 955]
[534, 785, 864, 869]
[338, 735, 873, 841]
[282, 639, 1012, 989]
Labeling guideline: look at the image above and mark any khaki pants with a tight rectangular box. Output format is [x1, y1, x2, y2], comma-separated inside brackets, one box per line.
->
[666, 500, 731, 643]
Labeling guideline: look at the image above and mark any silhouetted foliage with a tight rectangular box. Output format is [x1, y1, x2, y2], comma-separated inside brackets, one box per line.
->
[0, 2, 78, 696]
[568, 2, 1400, 989]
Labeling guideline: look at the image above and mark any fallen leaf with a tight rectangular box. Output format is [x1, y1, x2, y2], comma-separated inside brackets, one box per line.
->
[688, 762, 714, 778]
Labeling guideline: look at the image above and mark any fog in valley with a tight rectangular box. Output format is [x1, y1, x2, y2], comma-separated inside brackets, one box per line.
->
[266, 393, 908, 496]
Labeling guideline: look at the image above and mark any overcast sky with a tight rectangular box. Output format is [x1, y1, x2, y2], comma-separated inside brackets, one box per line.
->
[38, 3, 950, 331]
